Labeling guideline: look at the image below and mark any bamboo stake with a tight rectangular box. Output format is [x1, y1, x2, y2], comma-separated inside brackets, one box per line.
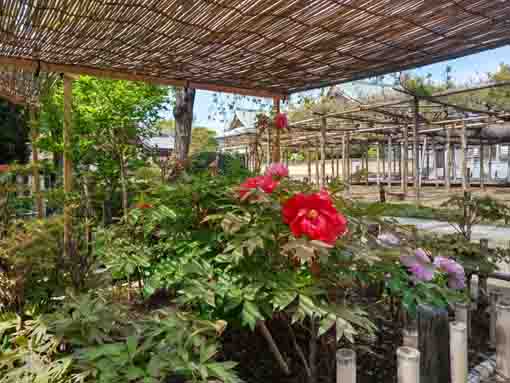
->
[63, 75, 73, 260]
[413, 98, 420, 203]
[403, 124, 409, 195]
[376, 142, 381, 186]
[29, 105, 43, 218]
[320, 117, 327, 187]
[461, 122, 468, 191]
[388, 135, 392, 191]
[446, 127, 452, 192]
[272, 97, 281, 163]
[480, 138, 485, 190]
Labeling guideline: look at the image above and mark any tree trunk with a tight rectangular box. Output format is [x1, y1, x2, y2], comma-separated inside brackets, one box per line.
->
[173, 87, 196, 161]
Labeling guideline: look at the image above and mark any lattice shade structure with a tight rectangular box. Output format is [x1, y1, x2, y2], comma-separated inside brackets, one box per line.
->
[0, 0, 509, 97]
[0, 67, 57, 105]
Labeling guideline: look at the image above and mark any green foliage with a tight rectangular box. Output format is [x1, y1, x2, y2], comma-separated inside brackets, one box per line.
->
[0, 292, 240, 383]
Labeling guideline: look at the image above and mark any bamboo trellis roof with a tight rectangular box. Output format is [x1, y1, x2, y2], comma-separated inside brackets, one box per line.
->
[0, 68, 57, 105]
[0, 1, 510, 97]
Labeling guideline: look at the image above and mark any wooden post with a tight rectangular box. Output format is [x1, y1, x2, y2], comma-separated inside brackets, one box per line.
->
[490, 289, 503, 348]
[413, 98, 420, 203]
[272, 97, 281, 163]
[461, 122, 468, 191]
[449, 322, 468, 383]
[387, 135, 392, 191]
[315, 141, 320, 186]
[330, 148, 335, 179]
[419, 136, 427, 190]
[320, 117, 327, 188]
[425, 140, 430, 180]
[479, 238, 489, 304]
[382, 139, 386, 183]
[445, 127, 451, 192]
[336, 150, 340, 178]
[365, 144, 369, 185]
[480, 138, 485, 190]
[347, 134, 351, 196]
[342, 133, 348, 183]
[307, 150, 312, 183]
[376, 142, 381, 186]
[417, 304, 450, 383]
[29, 105, 43, 219]
[63, 75, 73, 260]
[336, 349, 356, 383]
[488, 143, 493, 181]
[433, 141, 439, 188]
[496, 299, 510, 379]
[403, 124, 409, 195]
[266, 124, 272, 167]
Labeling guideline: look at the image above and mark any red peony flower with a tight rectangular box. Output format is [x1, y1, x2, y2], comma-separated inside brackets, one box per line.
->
[282, 191, 347, 244]
[274, 113, 288, 130]
[238, 175, 279, 199]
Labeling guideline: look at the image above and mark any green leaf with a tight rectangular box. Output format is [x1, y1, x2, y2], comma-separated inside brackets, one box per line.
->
[126, 366, 145, 380]
[242, 301, 264, 331]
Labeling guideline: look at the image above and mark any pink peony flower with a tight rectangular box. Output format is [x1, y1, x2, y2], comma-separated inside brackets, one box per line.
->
[434, 256, 465, 290]
[400, 248, 436, 282]
[265, 163, 289, 179]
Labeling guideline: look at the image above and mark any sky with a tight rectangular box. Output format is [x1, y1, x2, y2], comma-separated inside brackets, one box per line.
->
[163, 45, 510, 134]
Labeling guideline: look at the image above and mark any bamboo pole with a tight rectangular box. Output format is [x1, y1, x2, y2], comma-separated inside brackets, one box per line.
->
[433, 141, 439, 188]
[272, 97, 281, 163]
[63, 75, 73, 260]
[29, 105, 43, 218]
[449, 322, 468, 383]
[320, 117, 327, 187]
[413, 98, 420, 203]
[376, 142, 381, 186]
[330, 148, 335, 179]
[337, 349, 356, 383]
[336, 150, 340, 178]
[480, 138, 485, 190]
[496, 299, 510, 379]
[388, 135, 392, 191]
[397, 347, 420, 383]
[403, 124, 409, 195]
[365, 144, 370, 185]
[446, 127, 452, 192]
[342, 133, 348, 182]
[461, 122, 468, 191]
[307, 150, 312, 183]
[315, 141, 320, 186]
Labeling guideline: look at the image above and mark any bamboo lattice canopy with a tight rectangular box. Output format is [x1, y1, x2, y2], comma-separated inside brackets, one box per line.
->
[0, 67, 57, 105]
[0, 1, 509, 97]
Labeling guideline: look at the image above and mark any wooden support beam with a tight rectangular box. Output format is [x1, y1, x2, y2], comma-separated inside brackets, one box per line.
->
[315, 142, 320, 186]
[307, 150, 312, 183]
[272, 97, 281, 163]
[377, 142, 381, 186]
[29, 105, 43, 218]
[266, 124, 272, 168]
[320, 117, 327, 187]
[461, 122, 468, 191]
[446, 127, 452, 192]
[0, 56, 286, 99]
[480, 138, 485, 190]
[413, 98, 420, 203]
[403, 124, 409, 195]
[63, 75, 73, 260]
[342, 133, 348, 183]
[387, 135, 392, 192]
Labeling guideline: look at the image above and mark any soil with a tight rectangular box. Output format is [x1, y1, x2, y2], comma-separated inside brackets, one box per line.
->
[220, 295, 493, 383]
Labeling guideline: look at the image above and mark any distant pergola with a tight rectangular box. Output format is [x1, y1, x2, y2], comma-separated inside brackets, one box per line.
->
[1, 0, 510, 255]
